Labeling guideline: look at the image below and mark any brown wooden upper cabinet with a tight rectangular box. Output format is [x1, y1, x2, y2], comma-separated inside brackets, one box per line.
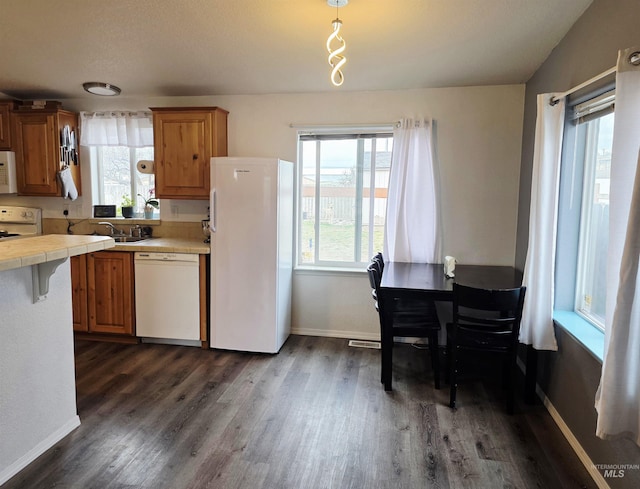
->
[0, 101, 18, 150]
[12, 107, 82, 196]
[151, 107, 228, 200]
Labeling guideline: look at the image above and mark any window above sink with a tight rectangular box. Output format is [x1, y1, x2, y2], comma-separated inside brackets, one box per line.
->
[80, 110, 158, 219]
[91, 146, 157, 219]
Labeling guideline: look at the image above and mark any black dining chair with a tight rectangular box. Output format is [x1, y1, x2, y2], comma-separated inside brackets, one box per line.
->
[371, 252, 384, 274]
[368, 252, 384, 302]
[366, 255, 442, 390]
[446, 283, 526, 414]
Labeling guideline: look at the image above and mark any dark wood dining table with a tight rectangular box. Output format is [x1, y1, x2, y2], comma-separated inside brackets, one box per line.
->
[378, 262, 535, 401]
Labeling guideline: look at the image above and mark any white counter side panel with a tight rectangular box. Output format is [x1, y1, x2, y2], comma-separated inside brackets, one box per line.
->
[0, 260, 79, 485]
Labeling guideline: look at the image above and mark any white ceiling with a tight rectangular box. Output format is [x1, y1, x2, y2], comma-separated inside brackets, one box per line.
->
[0, 0, 593, 100]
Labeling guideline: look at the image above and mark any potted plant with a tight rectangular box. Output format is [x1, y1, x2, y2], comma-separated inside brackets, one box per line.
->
[138, 190, 159, 219]
[121, 195, 135, 218]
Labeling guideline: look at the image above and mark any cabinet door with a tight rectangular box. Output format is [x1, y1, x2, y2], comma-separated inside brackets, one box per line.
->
[12, 109, 81, 196]
[87, 251, 135, 335]
[0, 102, 15, 150]
[71, 254, 89, 332]
[153, 108, 228, 199]
[13, 112, 59, 195]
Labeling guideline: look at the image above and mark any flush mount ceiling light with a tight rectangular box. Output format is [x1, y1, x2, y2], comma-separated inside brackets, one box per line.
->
[82, 82, 121, 96]
[326, 0, 347, 87]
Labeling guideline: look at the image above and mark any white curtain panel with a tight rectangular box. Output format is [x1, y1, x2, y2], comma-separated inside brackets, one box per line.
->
[596, 47, 640, 445]
[79, 111, 153, 147]
[384, 118, 441, 263]
[520, 94, 564, 351]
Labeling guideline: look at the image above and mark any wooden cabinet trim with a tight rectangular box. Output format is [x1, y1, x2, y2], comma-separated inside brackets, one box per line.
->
[199, 254, 208, 348]
[149, 106, 229, 115]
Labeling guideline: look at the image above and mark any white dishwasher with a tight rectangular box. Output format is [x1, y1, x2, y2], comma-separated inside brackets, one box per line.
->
[134, 252, 201, 346]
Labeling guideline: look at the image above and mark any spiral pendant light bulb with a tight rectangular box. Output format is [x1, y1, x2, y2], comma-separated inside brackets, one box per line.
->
[327, 18, 347, 86]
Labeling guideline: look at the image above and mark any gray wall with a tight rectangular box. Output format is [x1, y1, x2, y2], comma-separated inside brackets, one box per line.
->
[516, 0, 640, 486]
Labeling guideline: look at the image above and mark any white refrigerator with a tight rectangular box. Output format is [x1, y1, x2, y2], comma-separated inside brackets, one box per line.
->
[209, 157, 294, 353]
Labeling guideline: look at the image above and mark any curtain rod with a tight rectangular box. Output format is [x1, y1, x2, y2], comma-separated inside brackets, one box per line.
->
[289, 122, 396, 130]
[81, 110, 152, 117]
[550, 66, 616, 105]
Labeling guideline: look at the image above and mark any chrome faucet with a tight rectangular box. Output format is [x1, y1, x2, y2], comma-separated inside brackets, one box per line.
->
[130, 224, 142, 238]
[98, 221, 124, 237]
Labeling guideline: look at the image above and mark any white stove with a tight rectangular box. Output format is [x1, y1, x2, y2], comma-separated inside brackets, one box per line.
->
[0, 206, 42, 240]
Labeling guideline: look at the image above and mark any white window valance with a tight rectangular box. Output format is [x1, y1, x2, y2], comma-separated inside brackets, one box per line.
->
[79, 111, 153, 147]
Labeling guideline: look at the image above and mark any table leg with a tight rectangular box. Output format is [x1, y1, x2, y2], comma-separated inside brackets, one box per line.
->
[381, 305, 393, 391]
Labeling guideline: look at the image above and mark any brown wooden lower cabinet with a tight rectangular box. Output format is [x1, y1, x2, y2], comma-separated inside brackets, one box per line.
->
[72, 250, 208, 346]
[72, 251, 135, 338]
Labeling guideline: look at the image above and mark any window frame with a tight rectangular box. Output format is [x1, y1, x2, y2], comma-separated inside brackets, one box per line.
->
[574, 115, 612, 330]
[555, 86, 615, 333]
[295, 127, 393, 270]
[90, 145, 156, 217]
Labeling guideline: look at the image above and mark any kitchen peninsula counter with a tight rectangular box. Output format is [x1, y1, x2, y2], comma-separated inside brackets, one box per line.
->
[0, 234, 115, 272]
[1, 234, 115, 485]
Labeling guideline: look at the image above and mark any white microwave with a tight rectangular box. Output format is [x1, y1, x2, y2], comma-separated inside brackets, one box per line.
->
[0, 151, 17, 194]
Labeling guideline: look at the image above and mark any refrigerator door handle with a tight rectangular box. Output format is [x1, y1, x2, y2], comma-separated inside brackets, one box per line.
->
[210, 189, 217, 232]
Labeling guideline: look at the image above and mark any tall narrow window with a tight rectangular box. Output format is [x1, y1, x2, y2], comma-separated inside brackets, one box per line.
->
[573, 91, 615, 330]
[297, 130, 392, 268]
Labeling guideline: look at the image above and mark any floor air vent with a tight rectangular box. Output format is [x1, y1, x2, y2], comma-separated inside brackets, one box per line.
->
[348, 340, 381, 349]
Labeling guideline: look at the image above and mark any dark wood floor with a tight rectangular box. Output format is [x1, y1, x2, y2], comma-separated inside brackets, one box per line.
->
[4, 335, 595, 489]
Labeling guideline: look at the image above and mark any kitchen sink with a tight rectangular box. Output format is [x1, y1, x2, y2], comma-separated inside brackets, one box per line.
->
[113, 236, 151, 243]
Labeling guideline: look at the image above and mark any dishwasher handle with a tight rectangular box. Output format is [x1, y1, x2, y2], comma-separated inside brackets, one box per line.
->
[134, 252, 200, 263]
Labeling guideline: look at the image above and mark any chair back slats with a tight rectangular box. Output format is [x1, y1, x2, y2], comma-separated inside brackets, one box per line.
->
[451, 283, 526, 350]
[456, 313, 518, 335]
[371, 252, 384, 274]
[455, 285, 523, 311]
[367, 263, 378, 290]
[366, 262, 381, 307]
[394, 302, 439, 323]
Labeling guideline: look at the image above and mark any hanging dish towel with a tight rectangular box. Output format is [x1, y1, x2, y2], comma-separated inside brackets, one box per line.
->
[57, 166, 78, 200]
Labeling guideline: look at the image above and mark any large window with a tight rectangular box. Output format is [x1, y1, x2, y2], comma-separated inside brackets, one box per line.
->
[558, 90, 614, 331]
[91, 146, 155, 217]
[297, 130, 393, 268]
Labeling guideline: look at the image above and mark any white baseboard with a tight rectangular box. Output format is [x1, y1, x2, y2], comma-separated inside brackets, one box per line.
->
[290, 328, 444, 345]
[515, 358, 609, 489]
[541, 397, 609, 489]
[291, 327, 380, 342]
[0, 415, 81, 486]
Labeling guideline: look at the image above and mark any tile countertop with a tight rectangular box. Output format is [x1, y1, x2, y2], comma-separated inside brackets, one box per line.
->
[112, 237, 210, 254]
[0, 235, 115, 272]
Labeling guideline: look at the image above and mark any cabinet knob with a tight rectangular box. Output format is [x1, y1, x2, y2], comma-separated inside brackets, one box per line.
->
[193, 154, 198, 160]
